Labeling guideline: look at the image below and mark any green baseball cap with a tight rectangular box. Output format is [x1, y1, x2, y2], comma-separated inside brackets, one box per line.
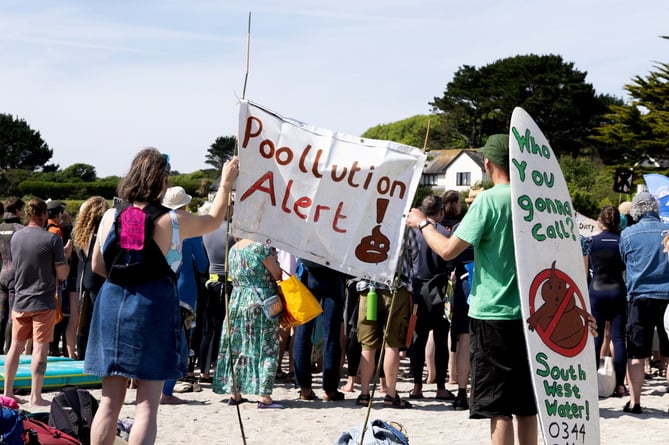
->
[479, 134, 509, 168]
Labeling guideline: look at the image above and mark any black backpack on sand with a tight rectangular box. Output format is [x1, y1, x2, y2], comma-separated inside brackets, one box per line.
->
[49, 388, 99, 445]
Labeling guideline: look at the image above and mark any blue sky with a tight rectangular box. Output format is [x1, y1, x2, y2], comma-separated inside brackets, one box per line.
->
[1, 0, 668, 177]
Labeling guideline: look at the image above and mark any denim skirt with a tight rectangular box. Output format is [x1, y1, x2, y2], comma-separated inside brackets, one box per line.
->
[84, 275, 188, 381]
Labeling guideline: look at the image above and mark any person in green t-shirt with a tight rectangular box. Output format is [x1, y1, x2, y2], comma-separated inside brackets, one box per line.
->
[406, 134, 538, 445]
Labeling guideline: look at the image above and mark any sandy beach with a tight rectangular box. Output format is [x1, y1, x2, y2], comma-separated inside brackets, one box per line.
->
[27, 358, 669, 445]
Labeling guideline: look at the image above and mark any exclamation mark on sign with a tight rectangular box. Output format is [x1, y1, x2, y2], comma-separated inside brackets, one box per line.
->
[376, 198, 389, 224]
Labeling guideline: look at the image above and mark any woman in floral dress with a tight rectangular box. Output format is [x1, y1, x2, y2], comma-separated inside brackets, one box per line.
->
[213, 239, 284, 408]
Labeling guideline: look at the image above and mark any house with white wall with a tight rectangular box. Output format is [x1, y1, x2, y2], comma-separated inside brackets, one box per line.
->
[421, 148, 488, 192]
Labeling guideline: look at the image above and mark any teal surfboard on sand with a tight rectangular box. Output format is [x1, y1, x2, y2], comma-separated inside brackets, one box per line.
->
[0, 355, 72, 366]
[0, 355, 102, 390]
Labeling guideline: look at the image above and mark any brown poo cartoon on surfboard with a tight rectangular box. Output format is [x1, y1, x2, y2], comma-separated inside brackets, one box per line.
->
[526, 260, 590, 349]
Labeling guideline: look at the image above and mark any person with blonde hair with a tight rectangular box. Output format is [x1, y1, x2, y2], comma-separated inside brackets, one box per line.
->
[71, 196, 109, 359]
[84, 148, 238, 445]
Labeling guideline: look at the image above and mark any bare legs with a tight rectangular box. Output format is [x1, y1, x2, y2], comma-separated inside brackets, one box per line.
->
[382, 347, 400, 398]
[2, 338, 50, 406]
[65, 290, 79, 359]
[456, 333, 470, 390]
[358, 346, 400, 398]
[29, 340, 51, 406]
[626, 357, 645, 409]
[490, 415, 537, 445]
[3, 338, 26, 404]
[426, 331, 437, 383]
[90, 376, 163, 445]
[358, 348, 376, 397]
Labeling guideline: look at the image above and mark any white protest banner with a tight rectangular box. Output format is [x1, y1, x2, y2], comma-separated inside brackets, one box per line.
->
[575, 212, 600, 238]
[232, 100, 426, 284]
[510, 107, 600, 445]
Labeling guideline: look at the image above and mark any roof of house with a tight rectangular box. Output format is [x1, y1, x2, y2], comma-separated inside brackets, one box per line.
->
[423, 148, 485, 174]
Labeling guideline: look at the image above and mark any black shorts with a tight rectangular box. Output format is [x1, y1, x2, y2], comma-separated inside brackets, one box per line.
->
[450, 278, 470, 351]
[626, 298, 669, 359]
[469, 318, 537, 419]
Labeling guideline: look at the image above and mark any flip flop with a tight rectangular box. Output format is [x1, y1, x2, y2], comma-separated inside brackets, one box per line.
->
[383, 394, 412, 409]
[408, 392, 424, 399]
[257, 402, 285, 409]
[356, 393, 371, 407]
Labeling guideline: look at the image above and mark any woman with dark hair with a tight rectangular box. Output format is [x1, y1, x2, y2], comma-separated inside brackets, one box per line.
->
[441, 190, 474, 409]
[85, 147, 238, 445]
[585, 205, 627, 397]
[441, 190, 461, 230]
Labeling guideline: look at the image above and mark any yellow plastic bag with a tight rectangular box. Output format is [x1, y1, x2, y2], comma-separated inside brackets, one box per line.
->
[278, 275, 322, 328]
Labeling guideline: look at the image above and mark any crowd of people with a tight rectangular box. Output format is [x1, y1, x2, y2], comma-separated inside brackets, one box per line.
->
[0, 138, 667, 445]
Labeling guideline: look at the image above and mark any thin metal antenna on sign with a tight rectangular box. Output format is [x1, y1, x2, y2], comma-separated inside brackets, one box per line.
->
[241, 12, 251, 100]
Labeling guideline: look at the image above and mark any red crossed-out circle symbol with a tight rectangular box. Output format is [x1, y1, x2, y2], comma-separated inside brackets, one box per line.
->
[528, 267, 588, 357]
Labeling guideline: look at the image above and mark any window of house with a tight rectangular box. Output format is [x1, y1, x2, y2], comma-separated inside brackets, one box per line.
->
[456, 172, 471, 186]
[421, 174, 437, 186]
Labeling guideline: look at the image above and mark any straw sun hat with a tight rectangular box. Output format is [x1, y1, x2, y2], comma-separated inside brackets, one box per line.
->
[162, 186, 192, 210]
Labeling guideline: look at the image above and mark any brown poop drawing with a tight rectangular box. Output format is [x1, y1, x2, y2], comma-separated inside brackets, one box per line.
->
[526, 261, 589, 349]
[355, 225, 390, 263]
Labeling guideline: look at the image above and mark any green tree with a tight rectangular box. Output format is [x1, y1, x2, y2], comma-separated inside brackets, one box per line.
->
[590, 61, 669, 165]
[362, 114, 461, 149]
[205, 136, 236, 170]
[431, 54, 611, 156]
[559, 155, 623, 217]
[0, 114, 53, 170]
[57, 163, 98, 182]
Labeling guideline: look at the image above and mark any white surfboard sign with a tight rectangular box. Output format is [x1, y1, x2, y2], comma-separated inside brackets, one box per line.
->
[509, 107, 600, 445]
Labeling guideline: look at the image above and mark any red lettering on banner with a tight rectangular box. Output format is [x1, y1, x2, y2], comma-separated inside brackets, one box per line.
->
[241, 116, 262, 148]
[281, 180, 295, 213]
[313, 204, 331, 222]
[241, 115, 409, 199]
[294, 197, 313, 219]
[332, 202, 347, 233]
[240, 171, 276, 205]
[240, 172, 349, 232]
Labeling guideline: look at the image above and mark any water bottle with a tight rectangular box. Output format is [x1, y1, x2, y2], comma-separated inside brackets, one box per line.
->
[366, 286, 377, 321]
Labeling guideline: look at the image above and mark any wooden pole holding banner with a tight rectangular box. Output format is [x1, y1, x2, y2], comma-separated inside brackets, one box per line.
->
[404, 119, 432, 347]
[358, 121, 432, 445]
[222, 11, 253, 445]
[422, 118, 431, 151]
